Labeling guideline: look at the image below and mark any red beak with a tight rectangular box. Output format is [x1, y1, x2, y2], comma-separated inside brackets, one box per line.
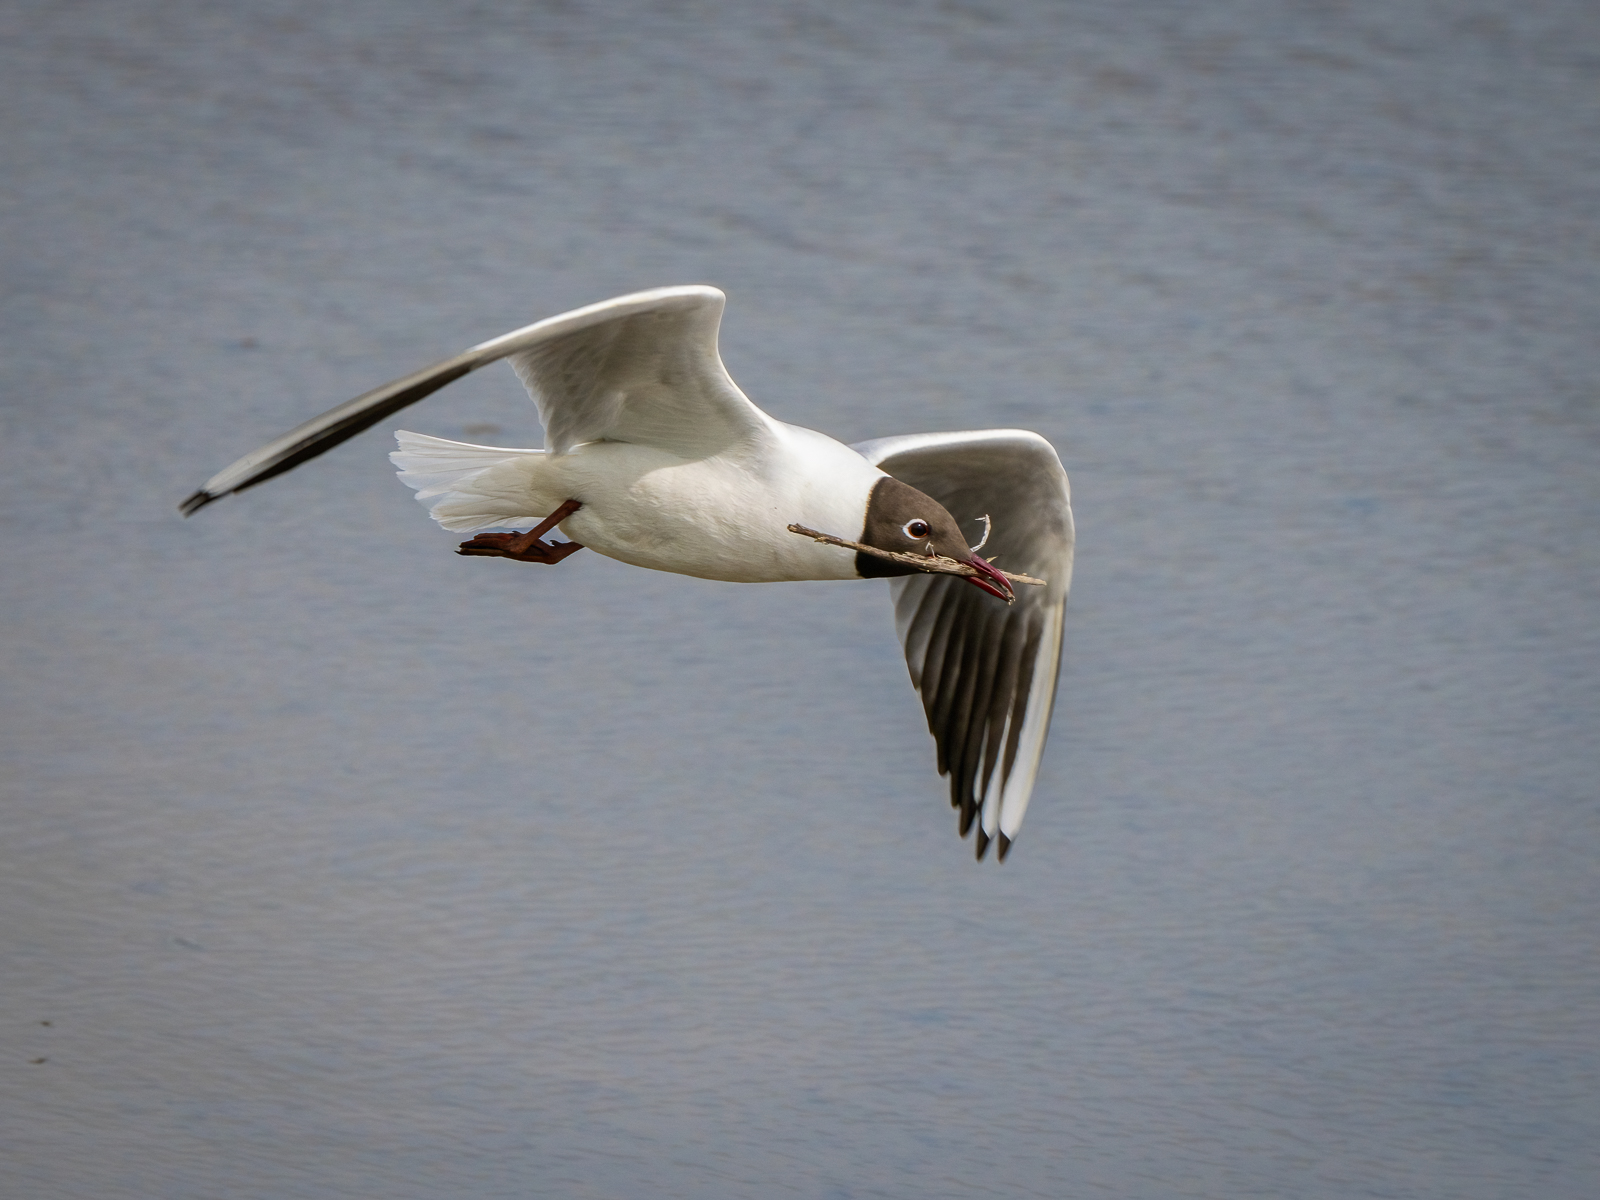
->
[963, 554, 1015, 604]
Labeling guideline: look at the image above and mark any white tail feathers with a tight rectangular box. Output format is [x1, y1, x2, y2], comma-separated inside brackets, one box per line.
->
[391, 431, 547, 533]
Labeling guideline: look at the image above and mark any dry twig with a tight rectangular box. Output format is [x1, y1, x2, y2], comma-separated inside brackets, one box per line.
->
[787, 524, 1046, 587]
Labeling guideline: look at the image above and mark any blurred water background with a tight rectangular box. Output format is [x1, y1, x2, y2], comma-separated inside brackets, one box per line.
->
[3, 2, 1598, 1196]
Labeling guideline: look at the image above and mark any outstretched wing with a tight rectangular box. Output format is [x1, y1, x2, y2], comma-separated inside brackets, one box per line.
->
[853, 430, 1074, 861]
[181, 285, 772, 514]
[495, 285, 771, 457]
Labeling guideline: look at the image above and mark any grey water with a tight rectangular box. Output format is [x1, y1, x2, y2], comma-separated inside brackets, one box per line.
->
[3, 2, 1597, 1196]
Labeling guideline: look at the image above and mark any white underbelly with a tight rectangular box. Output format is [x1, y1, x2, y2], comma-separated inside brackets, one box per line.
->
[536, 441, 871, 583]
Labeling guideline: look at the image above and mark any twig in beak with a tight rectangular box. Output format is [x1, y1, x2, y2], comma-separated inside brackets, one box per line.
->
[787, 524, 1046, 588]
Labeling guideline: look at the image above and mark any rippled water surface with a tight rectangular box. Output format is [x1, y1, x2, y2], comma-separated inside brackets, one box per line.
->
[4, 2, 1598, 1196]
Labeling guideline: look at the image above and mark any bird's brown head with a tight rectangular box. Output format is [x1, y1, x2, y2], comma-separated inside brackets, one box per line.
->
[856, 476, 1013, 602]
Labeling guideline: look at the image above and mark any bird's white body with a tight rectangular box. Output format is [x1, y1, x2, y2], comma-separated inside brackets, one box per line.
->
[398, 423, 886, 584]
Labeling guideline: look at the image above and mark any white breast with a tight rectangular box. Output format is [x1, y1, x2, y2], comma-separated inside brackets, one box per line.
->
[538, 424, 884, 583]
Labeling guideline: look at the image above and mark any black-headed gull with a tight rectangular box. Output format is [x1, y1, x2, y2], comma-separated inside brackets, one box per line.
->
[183, 286, 1074, 860]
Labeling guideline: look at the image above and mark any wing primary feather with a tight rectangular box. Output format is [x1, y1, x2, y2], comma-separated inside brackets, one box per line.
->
[979, 710, 1014, 840]
[980, 618, 1027, 802]
[931, 607, 981, 796]
[998, 604, 1065, 838]
[181, 355, 476, 514]
[1001, 612, 1046, 784]
[897, 579, 946, 691]
[996, 832, 1013, 861]
[916, 584, 967, 777]
[179, 489, 217, 517]
[944, 617, 987, 836]
[958, 789, 977, 837]
[952, 607, 1006, 829]
[918, 589, 966, 740]
[976, 619, 1027, 839]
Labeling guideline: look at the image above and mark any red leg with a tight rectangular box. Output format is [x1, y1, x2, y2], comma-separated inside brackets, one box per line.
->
[457, 500, 586, 564]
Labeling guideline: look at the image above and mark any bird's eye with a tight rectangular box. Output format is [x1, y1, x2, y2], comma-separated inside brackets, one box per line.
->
[903, 519, 932, 540]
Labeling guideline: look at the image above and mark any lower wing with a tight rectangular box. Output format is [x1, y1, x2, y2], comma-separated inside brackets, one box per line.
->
[853, 430, 1074, 861]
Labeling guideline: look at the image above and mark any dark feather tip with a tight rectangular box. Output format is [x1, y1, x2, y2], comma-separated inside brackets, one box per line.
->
[179, 490, 217, 517]
[996, 833, 1012, 862]
[975, 828, 990, 860]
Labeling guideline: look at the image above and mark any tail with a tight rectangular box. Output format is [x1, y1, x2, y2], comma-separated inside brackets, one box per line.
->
[390, 431, 547, 533]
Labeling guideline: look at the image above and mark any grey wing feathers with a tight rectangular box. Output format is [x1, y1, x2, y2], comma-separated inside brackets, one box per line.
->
[180, 351, 477, 515]
[854, 430, 1073, 861]
[181, 285, 768, 515]
[499, 287, 771, 458]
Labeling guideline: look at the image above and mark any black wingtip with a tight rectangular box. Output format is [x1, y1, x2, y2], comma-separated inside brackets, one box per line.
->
[975, 828, 990, 860]
[179, 490, 217, 517]
[996, 833, 1013, 862]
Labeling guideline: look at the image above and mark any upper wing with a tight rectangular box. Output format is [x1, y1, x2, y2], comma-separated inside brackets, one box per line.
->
[495, 285, 772, 457]
[181, 285, 772, 514]
[853, 430, 1074, 861]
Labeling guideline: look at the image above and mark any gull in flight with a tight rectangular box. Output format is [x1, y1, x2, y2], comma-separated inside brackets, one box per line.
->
[183, 286, 1074, 860]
